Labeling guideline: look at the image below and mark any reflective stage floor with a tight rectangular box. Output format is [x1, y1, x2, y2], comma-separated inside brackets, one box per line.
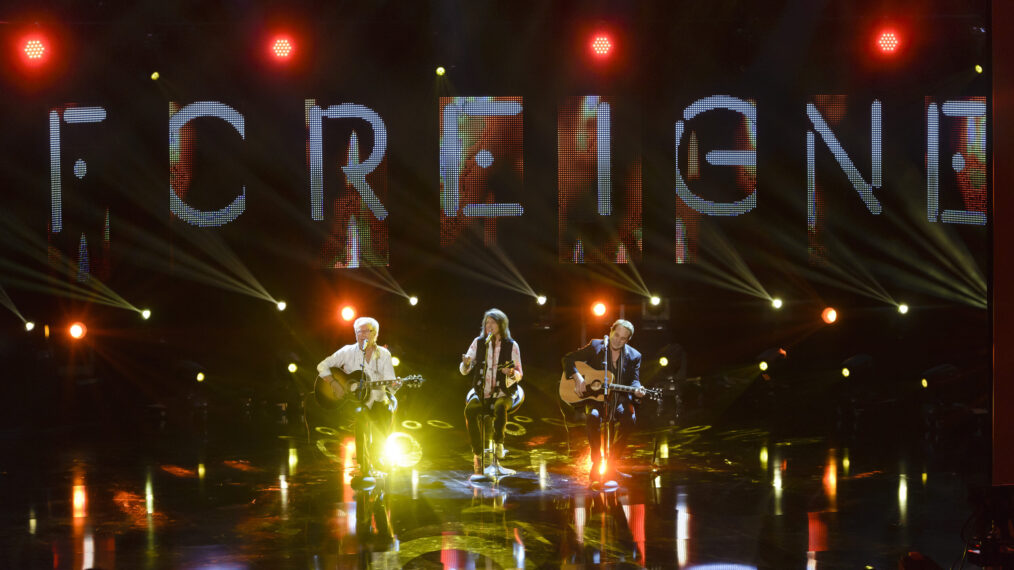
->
[0, 393, 991, 569]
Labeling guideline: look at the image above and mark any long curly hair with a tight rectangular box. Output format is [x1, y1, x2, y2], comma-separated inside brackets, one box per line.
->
[480, 308, 512, 342]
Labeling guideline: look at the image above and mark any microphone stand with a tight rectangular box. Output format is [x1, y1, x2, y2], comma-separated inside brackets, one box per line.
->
[603, 335, 621, 487]
[472, 337, 493, 481]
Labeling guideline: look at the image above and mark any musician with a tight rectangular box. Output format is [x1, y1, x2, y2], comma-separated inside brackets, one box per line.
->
[562, 319, 645, 482]
[316, 317, 400, 479]
[459, 308, 524, 475]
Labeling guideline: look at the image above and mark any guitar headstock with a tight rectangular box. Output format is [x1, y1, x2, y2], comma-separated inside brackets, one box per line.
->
[400, 374, 426, 388]
[643, 387, 663, 402]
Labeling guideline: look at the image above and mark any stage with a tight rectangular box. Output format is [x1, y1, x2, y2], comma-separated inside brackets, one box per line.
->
[0, 368, 988, 569]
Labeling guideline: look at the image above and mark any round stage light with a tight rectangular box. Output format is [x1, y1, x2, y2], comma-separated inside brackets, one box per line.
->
[150, 71, 160, 81]
[435, 66, 446, 76]
[876, 29, 900, 54]
[536, 295, 547, 306]
[897, 303, 909, 314]
[276, 300, 287, 311]
[287, 363, 297, 373]
[68, 322, 87, 339]
[975, 64, 983, 74]
[25, 321, 35, 332]
[141, 309, 151, 320]
[23, 38, 46, 61]
[921, 378, 928, 388]
[408, 296, 418, 306]
[391, 356, 400, 367]
[649, 295, 661, 306]
[821, 307, 838, 324]
[592, 302, 607, 317]
[841, 367, 850, 378]
[340, 306, 356, 321]
[196, 372, 205, 382]
[659, 356, 669, 367]
[771, 298, 783, 309]
[591, 34, 612, 57]
[271, 37, 294, 59]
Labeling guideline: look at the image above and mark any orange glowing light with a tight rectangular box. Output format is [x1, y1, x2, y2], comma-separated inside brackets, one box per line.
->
[592, 302, 607, 317]
[590, 34, 612, 56]
[73, 485, 87, 518]
[68, 322, 87, 339]
[821, 307, 838, 324]
[340, 305, 356, 322]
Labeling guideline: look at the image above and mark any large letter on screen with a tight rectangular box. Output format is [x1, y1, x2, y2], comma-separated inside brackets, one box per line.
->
[926, 97, 987, 226]
[440, 97, 524, 247]
[673, 95, 757, 263]
[169, 101, 247, 227]
[559, 96, 642, 263]
[306, 100, 390, 268]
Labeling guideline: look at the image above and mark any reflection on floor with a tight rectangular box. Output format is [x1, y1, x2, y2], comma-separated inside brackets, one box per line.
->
[0, 407, 988, 569]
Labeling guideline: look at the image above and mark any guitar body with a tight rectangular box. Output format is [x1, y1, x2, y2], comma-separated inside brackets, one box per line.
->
[559, 361, 661, 405]
[314, 368, 426, 410]
[314, 369, 364, 410]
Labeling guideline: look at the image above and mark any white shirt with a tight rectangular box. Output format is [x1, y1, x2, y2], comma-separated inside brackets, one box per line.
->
[459, 337, 523, 399]
[317, 343, 397, 408]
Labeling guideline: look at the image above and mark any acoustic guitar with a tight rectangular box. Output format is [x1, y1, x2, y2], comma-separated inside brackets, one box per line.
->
[315, 367, 425, 410]
[559, 361, 662, 405]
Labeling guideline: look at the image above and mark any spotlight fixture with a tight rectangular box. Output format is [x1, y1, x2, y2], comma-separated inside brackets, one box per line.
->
[276, 301, 287, 311]
[771, 298, 783, 309]
[408, 296, 419, 306]
[897, 303, 909, 314]
[757, 347, 787, 373]
[840, 354, 872, 379]
[196, 372, 205, 382]
[19, 35, 49, 67]
[590, 34, 613, 57]
[841, 367, 851, 378]
[759, 361, 769, 371]
[536, 295, 547, 306]
[391, 356, 401, 367]
[435, 66, 446, 76]
[25, 321, 35, 332]
[659, 356, 669, 367]
[141, 309, 152, 320]
[649, 295, 661, 306]
[975, 64, 983, 74]
[591, 302, 607, 317]
[287, 363, 297, 373]
[150, 71, 160, 81]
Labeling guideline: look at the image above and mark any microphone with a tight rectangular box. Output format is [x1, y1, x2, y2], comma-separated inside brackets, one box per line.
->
[485, 333, 493, 344]
[603, 334, 611, 395]
[360, 338, 369, 351]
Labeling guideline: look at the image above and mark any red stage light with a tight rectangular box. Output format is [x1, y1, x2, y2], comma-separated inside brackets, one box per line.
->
[590, 34, 612, 57]
[340, 306, 356, 322]
[18, 34, 50, 67]
[68, 321, 87, 339]
[271, 37, 294, 60]
[876, 29, 900, 54]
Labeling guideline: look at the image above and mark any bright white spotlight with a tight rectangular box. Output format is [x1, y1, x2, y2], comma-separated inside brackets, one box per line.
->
[408, 296, 419, 306]
[287, 363, 297, 373]
[659, 356, 669, 367]
[649, 295, 661, 306]
[759, 361, 769, 371]
[391, 356, 401, 367]
[771, 298, 783, 309]
[435, 66, 446, 76]
[276, 301, 287, 311]
[897, 303, 909, 314]
[25, 321, 35, 332]
[536, 295, 547, 306]
[141, 309, 151, 320]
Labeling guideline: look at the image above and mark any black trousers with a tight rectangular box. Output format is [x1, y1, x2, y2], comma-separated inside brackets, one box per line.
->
[585, 397, 636, 462]
[353, 402, 394, 472]
[464, 396, 512, 456]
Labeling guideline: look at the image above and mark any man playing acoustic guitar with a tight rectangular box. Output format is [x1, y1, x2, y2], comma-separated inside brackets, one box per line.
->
[316, 317, 401, 484]
[562, 319, 646, 486]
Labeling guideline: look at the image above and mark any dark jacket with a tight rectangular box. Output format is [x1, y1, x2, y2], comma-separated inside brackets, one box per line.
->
[562, 339, 642, 393]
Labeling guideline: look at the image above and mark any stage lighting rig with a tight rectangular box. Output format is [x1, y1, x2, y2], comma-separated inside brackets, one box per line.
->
[25, 321, 35, 332]
[771, 298, 783, 309]
[641, 295, 670, 330]
[276, 301, 287, 311]
[408, 296, 419, 306]
[840, 354, 872, 379]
